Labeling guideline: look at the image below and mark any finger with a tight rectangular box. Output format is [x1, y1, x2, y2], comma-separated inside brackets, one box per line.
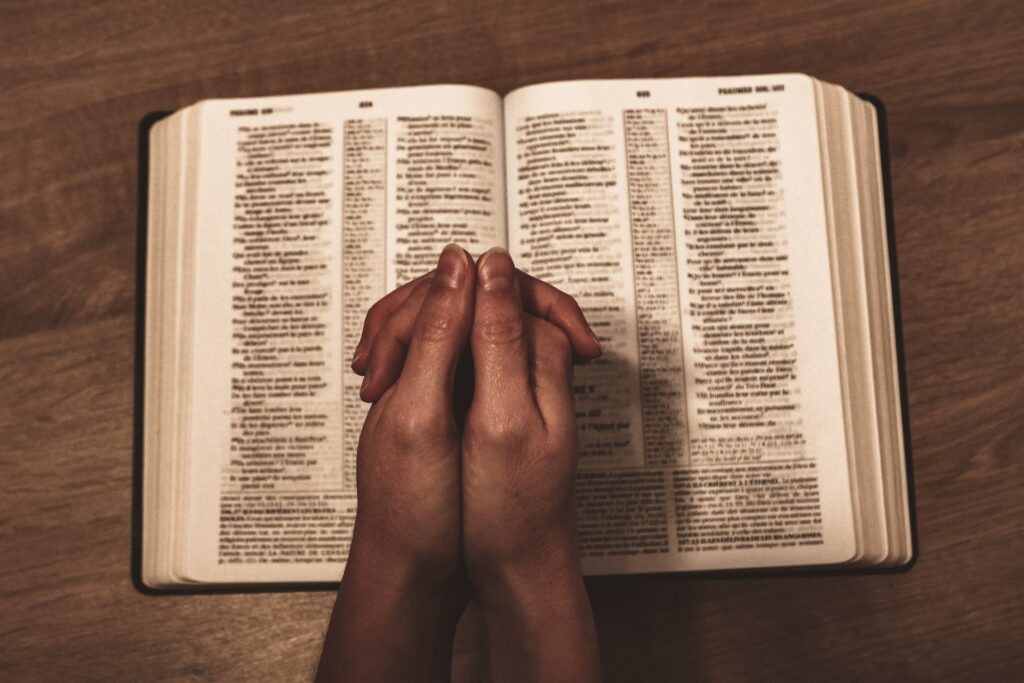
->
[517, 270, 602, 361]
[354, 265, 600, 376]
[359, 280, 433, 403]
[471, 247, 532, 413]
[393, 244, 476, 403]
[527, 316, 576, 436]
[352, 271, 433, 374]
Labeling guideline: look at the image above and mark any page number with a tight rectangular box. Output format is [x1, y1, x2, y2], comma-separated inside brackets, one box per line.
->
[636, 90, 651, 98]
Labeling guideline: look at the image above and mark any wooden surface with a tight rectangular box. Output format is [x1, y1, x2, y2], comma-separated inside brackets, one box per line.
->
[2, 1, 1022, 680]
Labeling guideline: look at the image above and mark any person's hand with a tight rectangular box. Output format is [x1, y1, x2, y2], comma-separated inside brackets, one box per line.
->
[318, 244, 476, 682]
[352, 263, 602, 403]
[349, 244, 474, 590]
[461, 247, 601, 682]
[322, 245, 601, 682]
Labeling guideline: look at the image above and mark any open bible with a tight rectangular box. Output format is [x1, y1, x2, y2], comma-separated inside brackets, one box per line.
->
[141, 74, 912, 589]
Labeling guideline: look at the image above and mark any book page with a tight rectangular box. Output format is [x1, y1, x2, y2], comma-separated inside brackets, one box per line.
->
[181, 85, 505, 583]
[504, 75, 856, 572]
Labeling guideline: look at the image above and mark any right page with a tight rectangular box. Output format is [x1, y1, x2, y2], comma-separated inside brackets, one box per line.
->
[504, 75, 857, 573]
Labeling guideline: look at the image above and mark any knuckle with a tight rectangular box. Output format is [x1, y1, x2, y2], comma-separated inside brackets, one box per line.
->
[387, 405, 448, 445]
[468, 415, 530, 450]
[416, 311, 455, 342]
[568, 297, 587, 321]
[367, 298, 386, 319]
[364, 300, 387, 328]
[475, 316, 525, 344]
[555, 290, 582, 314]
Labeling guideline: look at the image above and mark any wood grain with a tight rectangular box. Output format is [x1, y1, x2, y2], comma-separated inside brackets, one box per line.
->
[1, 0, 1021, 680]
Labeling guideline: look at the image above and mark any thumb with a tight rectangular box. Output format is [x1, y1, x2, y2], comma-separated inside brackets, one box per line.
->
[470, 247, 532, 415]
[393, 244, 476, 404]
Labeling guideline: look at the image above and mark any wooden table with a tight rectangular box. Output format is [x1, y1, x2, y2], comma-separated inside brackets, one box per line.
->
[2, 1, 1021, 680]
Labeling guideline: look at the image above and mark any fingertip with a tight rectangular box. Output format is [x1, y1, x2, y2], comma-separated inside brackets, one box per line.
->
[586, 328, 603, 357]
[564, 322, 602, 361]
[516, 271, 601, 359]
[351, 347, 369, 374]
[394, 245, 475, 400]
[477, 247, 515, 291]
[359, 372, 390, 403]
[358, 374, 373, 403]
[437, 242, 473, 288]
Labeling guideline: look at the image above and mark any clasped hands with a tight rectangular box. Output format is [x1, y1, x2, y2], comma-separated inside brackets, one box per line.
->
[320, 244, 602, 682]
[351, 242, 601, 601]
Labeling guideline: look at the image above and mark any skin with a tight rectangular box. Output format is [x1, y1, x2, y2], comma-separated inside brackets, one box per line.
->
[317, 245, 601, 682]
[462, 248, 601, 682]
[352, 262, 603, 403]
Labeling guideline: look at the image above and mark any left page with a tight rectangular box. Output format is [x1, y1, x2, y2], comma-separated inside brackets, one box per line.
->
[178, 85, 505, 584]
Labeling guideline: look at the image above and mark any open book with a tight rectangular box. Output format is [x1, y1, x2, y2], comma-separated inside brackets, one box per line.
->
[141, 74, 912, 589]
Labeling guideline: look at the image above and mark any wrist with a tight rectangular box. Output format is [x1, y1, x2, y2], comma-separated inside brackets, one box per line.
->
[470, 535, 587, 621]
[344, 530, 469, 626]
[470, 542, 600, 682]
[348, 509, 468, 606]
[344, 528, 471, 638]
[319, 538, 468, 683]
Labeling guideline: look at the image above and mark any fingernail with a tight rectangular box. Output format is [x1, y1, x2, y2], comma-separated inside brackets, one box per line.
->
[352, 344, 366, 366]
[478, 247, 513, 290]
[438, 243, 468, 287]
[588, 328, 603, 354]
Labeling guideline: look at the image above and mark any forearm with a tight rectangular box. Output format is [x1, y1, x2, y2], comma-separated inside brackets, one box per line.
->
[316, 540, 467, 682]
